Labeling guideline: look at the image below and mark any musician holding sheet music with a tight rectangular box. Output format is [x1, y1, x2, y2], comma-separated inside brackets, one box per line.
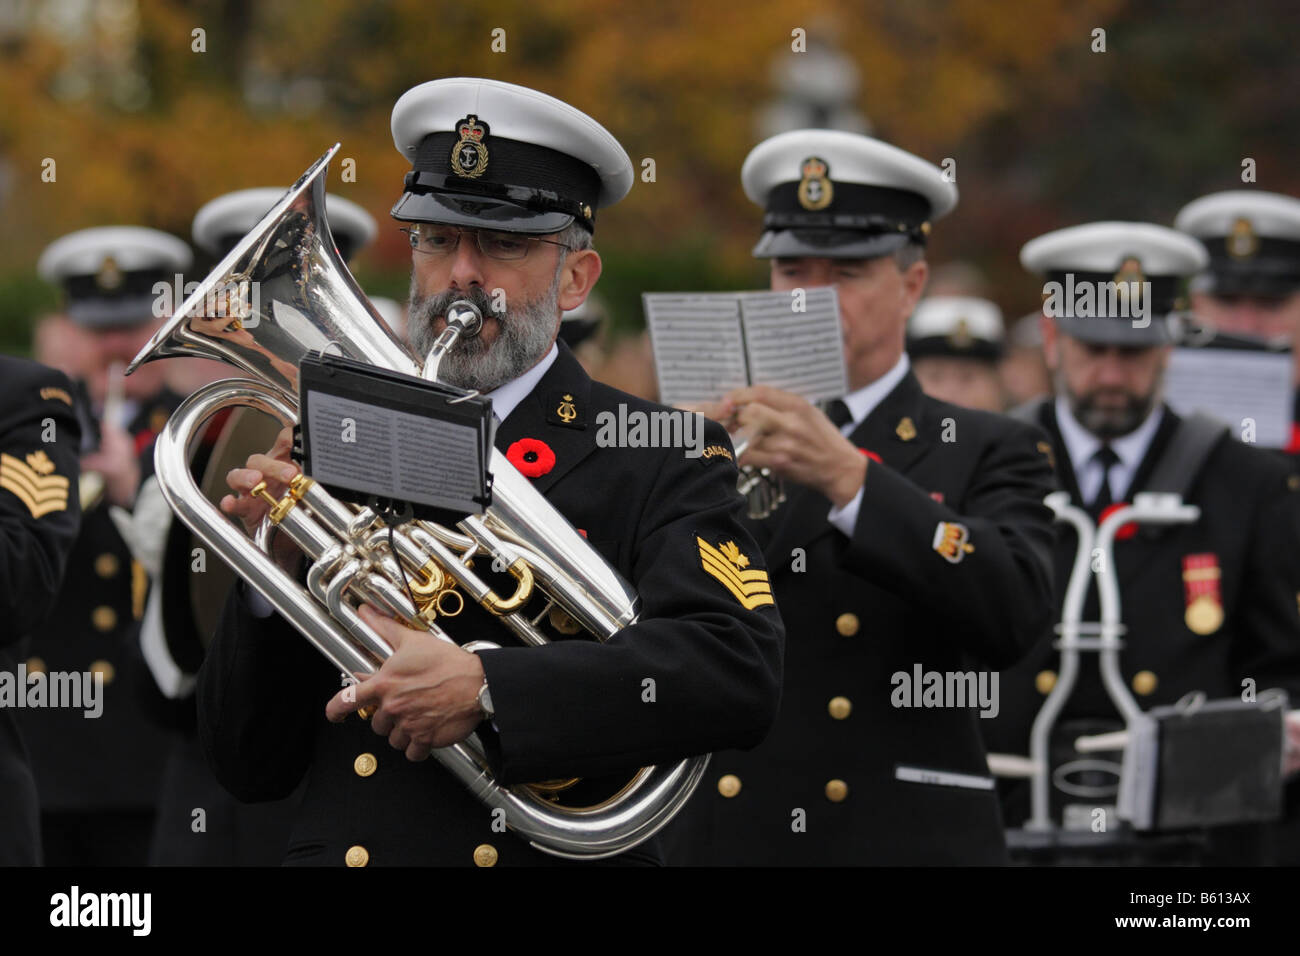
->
[665, 129, 1057, 865]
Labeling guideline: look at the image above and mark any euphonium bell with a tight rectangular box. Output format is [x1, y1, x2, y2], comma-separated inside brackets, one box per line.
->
[128, 144, 707, 859]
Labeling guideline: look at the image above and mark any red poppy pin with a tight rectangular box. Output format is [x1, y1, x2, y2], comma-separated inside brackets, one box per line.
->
[507, 437, 556, 478]
[858, 448, 882, 463]
[1098, 503, 1137, 540]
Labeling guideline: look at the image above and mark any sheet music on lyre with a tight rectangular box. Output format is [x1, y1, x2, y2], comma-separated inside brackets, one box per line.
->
[643, 287, 847, 406]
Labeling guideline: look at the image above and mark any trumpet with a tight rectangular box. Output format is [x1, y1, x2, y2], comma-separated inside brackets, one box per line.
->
[127, 144, 707, 860]
[733, 433, 786, 519]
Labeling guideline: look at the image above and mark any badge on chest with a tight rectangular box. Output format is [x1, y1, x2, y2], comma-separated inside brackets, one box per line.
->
[1182, 553, 1224, 635]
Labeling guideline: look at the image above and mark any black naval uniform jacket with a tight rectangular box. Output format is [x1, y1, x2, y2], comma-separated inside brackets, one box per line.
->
[18, 390, 179, 820]
[667, 372, 1057, 865]
[982, 402, 1300, 835]
[0, 358, 81, 865]
[197, 343, 784, 866]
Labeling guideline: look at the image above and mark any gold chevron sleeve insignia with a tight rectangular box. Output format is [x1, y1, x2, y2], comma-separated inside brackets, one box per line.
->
[1, 450, 70, 518]
[697, 536, 774, 610]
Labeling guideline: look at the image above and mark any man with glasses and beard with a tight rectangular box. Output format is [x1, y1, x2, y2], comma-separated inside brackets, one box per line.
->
[197, 78, 782, 867]
[982, 222, 1300, 863]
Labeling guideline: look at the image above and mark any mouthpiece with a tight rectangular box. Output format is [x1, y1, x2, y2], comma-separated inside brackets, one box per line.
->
[445, 300, 484, 337]
[422, 299, 484, 382]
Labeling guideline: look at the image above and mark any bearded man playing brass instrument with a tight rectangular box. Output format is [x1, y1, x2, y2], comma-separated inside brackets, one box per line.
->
[196, 79, 782, 867]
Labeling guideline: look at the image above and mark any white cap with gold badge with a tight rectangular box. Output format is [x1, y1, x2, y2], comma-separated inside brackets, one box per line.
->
[192, 188, 378, 262]
[1174, 190, 1300, 299]
[1020, 222, 1208, 346]
[37, 226, 192, 328]
[741, 129, 957, 259]
[908, 296, 1004, 361]
[389, 77, 633, 235]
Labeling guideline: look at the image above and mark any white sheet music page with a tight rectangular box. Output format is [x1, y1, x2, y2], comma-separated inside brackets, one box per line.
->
[1164, 347, 1293, 447]
[644, 287, 847, 405]
[739, 287, 847, 404]
[643, 292, 749, 405]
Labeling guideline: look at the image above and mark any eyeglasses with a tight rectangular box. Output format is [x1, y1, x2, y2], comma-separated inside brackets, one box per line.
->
[401, 225, 573, 261]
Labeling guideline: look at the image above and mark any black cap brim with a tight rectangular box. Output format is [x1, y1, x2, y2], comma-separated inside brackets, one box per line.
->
[68, 296, 159, 329]
[390, 190, 574, 235]
[753, 228, 910, 260]
[1054, 314, 1172, 347]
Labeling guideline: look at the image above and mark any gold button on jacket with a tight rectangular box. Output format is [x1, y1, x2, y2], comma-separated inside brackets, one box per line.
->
[1131, 670, 1158, 696]
[89, 659, 115, 684]
[825, 779, 849, 802]
[473, 844, 498, 867]
[1035, 670, 1057, 695]
[345, 845, 369, 867]
[835, 613, 860, 637]
[353, 753, 377, 777]
[827, 696, 852, 720]
[94, 553, 119, 578]
[717, 774, 742, 798]
[91, 605, 117, 632]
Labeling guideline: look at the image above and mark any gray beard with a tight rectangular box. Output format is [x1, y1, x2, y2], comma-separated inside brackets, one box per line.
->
[406, 276, 561, 392]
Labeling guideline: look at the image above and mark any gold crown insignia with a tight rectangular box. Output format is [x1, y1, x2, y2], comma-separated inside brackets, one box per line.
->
[1113, 256, 1145, 285]
[457, 115, 487, 141]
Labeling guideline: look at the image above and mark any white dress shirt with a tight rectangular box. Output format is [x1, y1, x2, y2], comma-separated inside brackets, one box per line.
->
[1053, 394, 1163, 505]
[825, 353, 911, 536]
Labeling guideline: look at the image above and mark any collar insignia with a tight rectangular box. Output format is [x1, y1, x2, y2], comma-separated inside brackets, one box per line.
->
[896, 416, 917, 441]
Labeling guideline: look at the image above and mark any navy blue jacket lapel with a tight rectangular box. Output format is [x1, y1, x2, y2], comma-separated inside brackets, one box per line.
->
[492, 341, 597, 495]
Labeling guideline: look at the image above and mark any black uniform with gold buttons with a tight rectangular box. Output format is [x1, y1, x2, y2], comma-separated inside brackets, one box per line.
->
[17, 391, 180, 865]
[194, 78, 783, 867]
[0, 358, 82, 865]
[982, 401, 1300, 841]
[20, 224, 191, 865]
[670, 377, 1056, 865]
[199, 344, 783, 866]
[666, 128, 1057, 865]
[981, 221, 1300, 862]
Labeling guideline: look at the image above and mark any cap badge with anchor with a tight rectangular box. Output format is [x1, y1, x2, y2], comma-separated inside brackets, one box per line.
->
[1227, 217, 1259, 259]
[797, 156, 833, 211]
[450, 115, 490, 179]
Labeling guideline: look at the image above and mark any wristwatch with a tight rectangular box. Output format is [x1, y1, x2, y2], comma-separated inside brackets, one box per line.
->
[477, 678, 495, 721]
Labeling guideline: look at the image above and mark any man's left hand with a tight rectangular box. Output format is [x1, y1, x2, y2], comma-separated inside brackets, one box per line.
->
[325, 604, 487, 761]
[726, 385, 867, 509]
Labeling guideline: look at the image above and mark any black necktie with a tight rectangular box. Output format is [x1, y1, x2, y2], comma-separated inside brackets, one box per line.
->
[824, 399, 854, 429]
[1088, 445, 1120, 515]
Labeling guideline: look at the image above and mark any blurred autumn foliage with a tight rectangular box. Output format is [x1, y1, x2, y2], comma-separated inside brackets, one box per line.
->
[1, 0, 1298, 354]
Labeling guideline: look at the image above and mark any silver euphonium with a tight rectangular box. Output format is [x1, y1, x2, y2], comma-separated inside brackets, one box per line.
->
[127, 144, 707, 860]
